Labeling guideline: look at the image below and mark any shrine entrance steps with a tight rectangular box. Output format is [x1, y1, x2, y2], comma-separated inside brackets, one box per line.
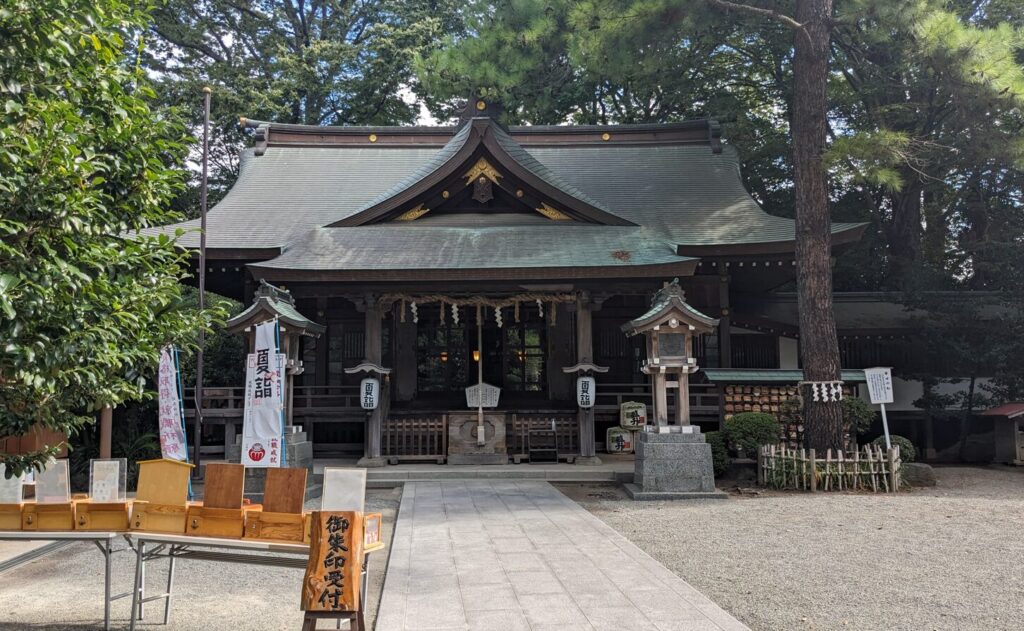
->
[376, 480, 749, 631]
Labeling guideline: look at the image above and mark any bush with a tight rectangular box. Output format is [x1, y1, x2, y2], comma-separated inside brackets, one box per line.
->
[872, 434, 916, 462]
[724, 412, 782, 457]
[781, 396, 878, 436]
[705, 431, 730, 478]
[842, 397, 877, 435]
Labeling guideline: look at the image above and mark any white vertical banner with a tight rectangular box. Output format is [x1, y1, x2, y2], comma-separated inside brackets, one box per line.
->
[241, 321, 285, 467]
[157, 346, 189, 461]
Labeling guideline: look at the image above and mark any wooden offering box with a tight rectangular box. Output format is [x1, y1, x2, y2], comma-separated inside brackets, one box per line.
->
[186, 463, 253, 538]
[131, 458, 194, 534]
[22, 502, 76, 531]
[0, 504, 24, 531]
[244, 467, 309, 543]
[75, 500, 131, 531]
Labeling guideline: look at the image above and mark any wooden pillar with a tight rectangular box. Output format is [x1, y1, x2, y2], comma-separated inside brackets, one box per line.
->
[315, 297, 329, 387]
[394, 306, 417, 402]
[98, 406, 112, 459]
[673, 373, 691, 425]
[359, 297, 386, 467]
[652, 371, 669, 426]
[575, 295, 600, 464]
[719, 270, 732, 368]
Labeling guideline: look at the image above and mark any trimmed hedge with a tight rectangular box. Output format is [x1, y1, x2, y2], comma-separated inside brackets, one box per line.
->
[724, 412, 782, 457]
[705, 431, 731, 477]
[872, 434, 916, 462]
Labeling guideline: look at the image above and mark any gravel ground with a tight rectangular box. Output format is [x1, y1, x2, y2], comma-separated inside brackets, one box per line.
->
[0, 487, 401, 631]
[558, 466, 1024, 631]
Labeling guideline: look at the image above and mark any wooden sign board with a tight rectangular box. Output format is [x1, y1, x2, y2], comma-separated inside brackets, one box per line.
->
[187, 462, 250, 538]
[465, 383, 501, 408]
[302, 511, 364, 613]
[244, 467, 309, 543]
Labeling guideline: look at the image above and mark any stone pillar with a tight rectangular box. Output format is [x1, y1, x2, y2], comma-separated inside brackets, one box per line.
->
[575, 296, 601, 465]
[358, 298, 386, 467]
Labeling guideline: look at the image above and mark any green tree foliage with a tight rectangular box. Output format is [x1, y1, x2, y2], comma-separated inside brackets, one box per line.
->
[0, 0, 214, 476]
[144, 0, 465, 211]
[421, 0, 1024, 289]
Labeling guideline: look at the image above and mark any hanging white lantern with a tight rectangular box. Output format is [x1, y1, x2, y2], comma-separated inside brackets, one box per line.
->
[576, 376, 596, 408]
[360, 378, 380, 410]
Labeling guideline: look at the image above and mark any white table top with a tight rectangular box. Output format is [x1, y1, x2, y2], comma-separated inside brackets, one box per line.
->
[0, 531, 121, 541]
[126, 531, 310, 554]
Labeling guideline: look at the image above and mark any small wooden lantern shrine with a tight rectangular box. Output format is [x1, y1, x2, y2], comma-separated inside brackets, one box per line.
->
[622, 279, 718, 429]
[244, 466, 309, 543]
[186, 462, 258, 538]
[131, 458, 194, 533]
[226, 280, 326, 427]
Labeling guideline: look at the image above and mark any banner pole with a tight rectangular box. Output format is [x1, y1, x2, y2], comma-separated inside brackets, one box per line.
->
[192, 86, 211, 479]
[174, 347, 194, 499]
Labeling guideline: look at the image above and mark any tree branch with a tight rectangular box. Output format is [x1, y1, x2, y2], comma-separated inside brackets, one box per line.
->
[706, 0, 804, 32]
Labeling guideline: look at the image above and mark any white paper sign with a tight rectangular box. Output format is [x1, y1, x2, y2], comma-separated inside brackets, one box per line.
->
[0, 469, 23, 504]
[321, 467, 367, 513]
[576, 376, 596, 409]
[360, 378, 380, 410]
[157, 346, 189, 461]
[465, 382, 501, 408]
[864, 367, 894, 405]
[241, 321, 286, 468]
[90, 459, 125, 502]
[36, 459, 70, 504]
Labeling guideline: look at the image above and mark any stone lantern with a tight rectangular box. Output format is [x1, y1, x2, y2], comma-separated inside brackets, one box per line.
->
[620, 279, 725, 500]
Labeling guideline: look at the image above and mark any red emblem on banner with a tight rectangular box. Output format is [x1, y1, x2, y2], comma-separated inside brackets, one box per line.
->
[248, 443, 266, 462]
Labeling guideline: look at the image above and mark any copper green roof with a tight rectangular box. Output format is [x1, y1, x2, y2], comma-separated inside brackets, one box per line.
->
[702, 369, 868, 383]
[148, 116, 865, 275]
[225, 281, 325, 336]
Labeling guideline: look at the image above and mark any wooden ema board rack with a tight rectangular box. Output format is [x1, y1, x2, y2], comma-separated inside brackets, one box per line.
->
[186, 463, 259, 538]
[131, 458, 194, 534]
[244, 467, 310, 543]
[75, 500, 131, 531]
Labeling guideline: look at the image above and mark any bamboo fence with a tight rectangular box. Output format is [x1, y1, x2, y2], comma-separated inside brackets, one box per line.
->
[757, 443, 901, 493]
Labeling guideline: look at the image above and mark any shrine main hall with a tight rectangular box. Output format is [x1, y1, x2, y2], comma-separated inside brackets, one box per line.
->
[157, 98, 877, 466]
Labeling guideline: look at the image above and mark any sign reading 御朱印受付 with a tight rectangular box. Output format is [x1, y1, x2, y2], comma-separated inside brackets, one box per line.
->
[241, 321, 285, 468]
[864, 367, 894, 405]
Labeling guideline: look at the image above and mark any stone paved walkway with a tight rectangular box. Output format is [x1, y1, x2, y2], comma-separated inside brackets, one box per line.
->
[376, 480, 749, 631]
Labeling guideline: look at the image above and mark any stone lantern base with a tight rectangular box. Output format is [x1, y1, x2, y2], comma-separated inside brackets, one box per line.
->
[623, 427, 728, 501]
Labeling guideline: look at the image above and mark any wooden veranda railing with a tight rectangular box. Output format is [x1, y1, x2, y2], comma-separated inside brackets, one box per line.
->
[383, 414, 448, 464]
[183, 385, 362, 419]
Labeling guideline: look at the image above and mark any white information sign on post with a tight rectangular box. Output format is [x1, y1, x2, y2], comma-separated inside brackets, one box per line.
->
[864, 367, 894, 449]
[465, 383, 501, 408]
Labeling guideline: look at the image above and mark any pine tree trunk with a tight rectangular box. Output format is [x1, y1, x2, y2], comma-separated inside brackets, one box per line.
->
[793, 0, 844, 452]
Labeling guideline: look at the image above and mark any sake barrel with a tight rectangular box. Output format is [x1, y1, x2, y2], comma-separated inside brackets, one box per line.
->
[620, 401, 647, 429]
[606, 427, 634, 454]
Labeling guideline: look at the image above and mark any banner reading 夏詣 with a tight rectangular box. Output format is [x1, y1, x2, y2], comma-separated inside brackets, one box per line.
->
[241, 320, 286, 467]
